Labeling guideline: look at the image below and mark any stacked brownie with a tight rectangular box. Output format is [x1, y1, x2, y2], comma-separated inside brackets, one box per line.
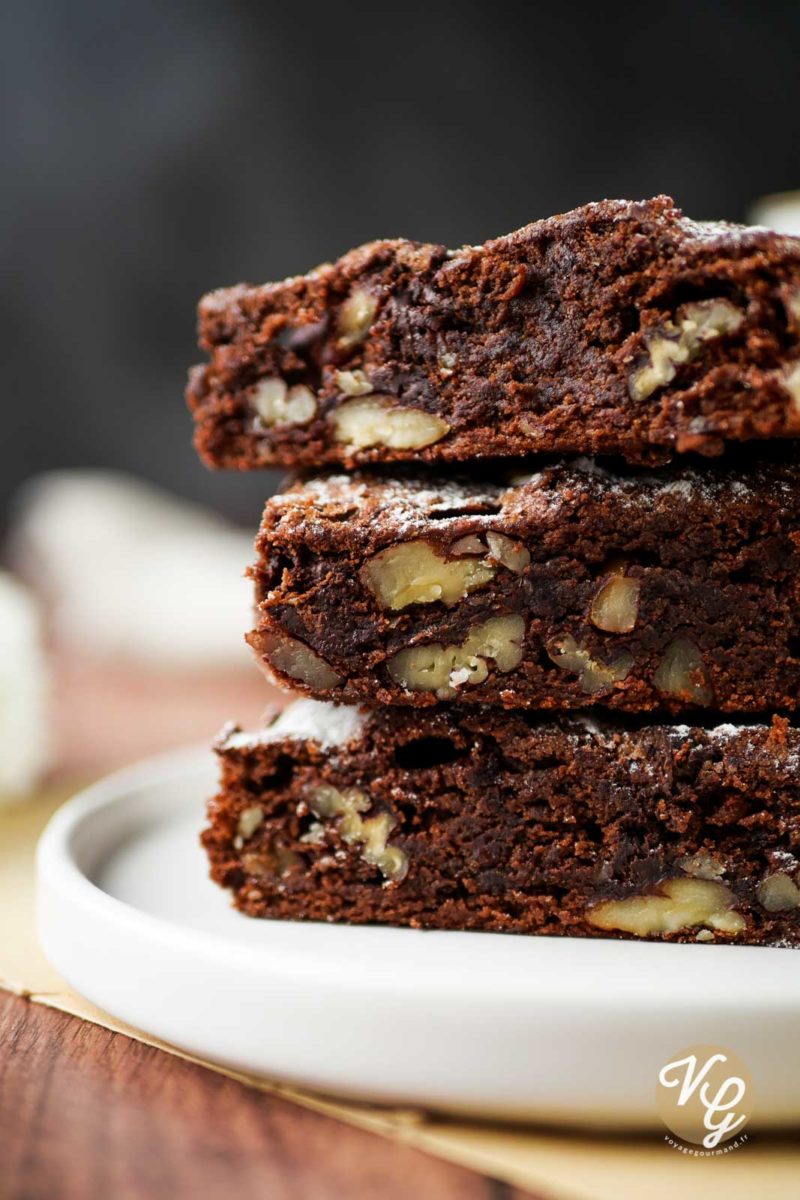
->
[190, 196, 800, 947]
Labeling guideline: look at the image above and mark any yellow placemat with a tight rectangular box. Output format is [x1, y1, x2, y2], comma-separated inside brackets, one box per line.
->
[2, 790, 797, 1200]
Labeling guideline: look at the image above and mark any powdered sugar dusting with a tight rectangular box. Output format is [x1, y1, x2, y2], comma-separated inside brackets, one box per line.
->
[219, 700, 364, 751]
[570, 715, 607, 738]
[669, 722, 768, 740]
[669, 721, 800, 775]
[278, 472, 524, 542]
[674, 215, 797, 248]
[268, 458, 795, 551]
[298, 472, 495, 516]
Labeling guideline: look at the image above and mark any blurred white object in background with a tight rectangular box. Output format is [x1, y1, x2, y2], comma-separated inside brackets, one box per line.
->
[0, 572, 49, 800]
[9, 471, 255, 669]
[749, 190, 800, 236]
[6, 471, 273, 778]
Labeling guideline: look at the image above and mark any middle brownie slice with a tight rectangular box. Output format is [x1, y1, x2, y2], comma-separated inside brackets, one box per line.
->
[248, 457, 800, 713]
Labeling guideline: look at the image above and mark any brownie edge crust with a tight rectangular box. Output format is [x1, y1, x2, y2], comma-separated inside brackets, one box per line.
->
[202, 700, 800, 946]
[189, 196, 800, 470]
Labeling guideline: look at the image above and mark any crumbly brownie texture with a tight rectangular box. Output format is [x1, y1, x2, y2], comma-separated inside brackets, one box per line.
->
[203, 700, 800, 946]
[248, 458, 800, 714]
[189, 196, 800, 469]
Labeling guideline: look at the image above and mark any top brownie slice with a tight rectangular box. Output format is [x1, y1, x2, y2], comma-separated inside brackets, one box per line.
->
[189, 196, 800, 469]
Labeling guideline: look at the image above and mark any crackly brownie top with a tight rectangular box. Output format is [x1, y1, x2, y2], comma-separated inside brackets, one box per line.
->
[200, 196, 800, 329]
[216, 700, 800, 781]
[257, 456, 800, 556]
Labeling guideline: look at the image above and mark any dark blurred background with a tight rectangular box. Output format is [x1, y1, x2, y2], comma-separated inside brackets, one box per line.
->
[4, 0, 800, 526]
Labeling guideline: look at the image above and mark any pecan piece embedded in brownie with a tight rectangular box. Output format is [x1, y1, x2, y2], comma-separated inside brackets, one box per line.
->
[188, 196, 800, 469]
[203, 700, 800, 946]
[247, 457, 800, 714]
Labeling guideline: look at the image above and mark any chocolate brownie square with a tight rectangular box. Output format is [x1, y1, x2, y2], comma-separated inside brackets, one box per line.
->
[247, 458, 800, 714]
[203, 700, 800, 946]
[189, 197, 800, 469]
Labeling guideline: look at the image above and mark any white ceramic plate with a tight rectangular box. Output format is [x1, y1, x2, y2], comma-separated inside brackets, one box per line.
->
[37, 746, 800, 1127]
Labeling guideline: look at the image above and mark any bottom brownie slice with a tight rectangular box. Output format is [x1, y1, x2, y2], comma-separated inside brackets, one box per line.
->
[202, 701, 800, 946]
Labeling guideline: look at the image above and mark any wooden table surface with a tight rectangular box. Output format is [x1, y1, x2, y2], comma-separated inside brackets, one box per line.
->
[0, 992, 537, 1200]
